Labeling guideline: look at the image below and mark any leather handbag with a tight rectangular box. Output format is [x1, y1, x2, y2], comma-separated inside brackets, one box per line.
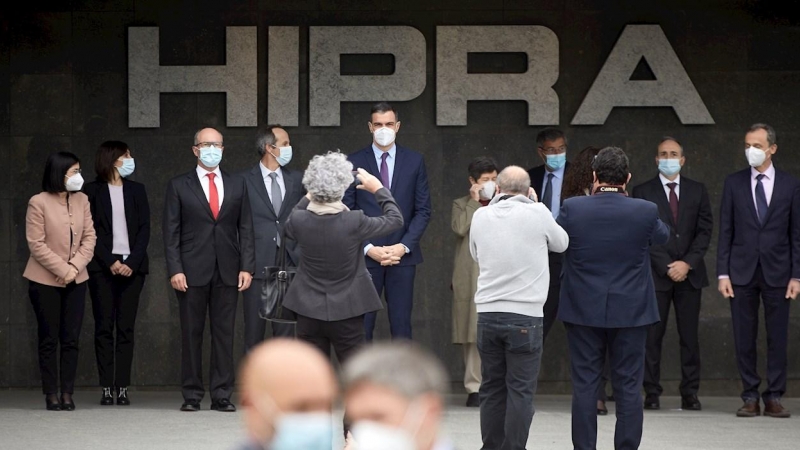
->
[259, 229, 297, 323]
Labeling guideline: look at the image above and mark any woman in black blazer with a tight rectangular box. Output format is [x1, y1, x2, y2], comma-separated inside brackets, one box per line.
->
[84, 141, 150, 406]
[283, 151, 403, 364]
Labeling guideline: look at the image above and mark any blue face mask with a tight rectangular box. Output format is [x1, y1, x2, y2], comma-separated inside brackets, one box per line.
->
[269, 412, 333, 450]
[545, 153, 566, 170]
[117, 158, 135, 178]
[658, 158, 681, 177]
[270, 146, 293, 166]
[199, 146, 223, 168]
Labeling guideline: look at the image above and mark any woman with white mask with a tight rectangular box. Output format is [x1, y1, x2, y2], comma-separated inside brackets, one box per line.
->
[23, 151, 97, 411]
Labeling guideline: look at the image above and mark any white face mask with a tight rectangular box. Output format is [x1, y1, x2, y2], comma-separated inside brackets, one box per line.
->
[65, 173, 84, 192]
[480, 181, 496, 200]
[373, 127, 396, 147]
[349, 421, 416, 450]
[745, 146, 767, 168]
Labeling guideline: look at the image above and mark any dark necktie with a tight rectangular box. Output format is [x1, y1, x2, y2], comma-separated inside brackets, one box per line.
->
[667, 182, 679, 225]
[380, 152, 390, 188]
[755, 174, 768, 225]
[269, 172, 282, 246]
[206, 173, 219, 219]
[542, 173, 554, 211]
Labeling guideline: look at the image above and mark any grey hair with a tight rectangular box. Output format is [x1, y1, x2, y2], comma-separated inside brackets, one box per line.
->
[497, 165, 531, 195]
[748, 123, 776, 146]
[343, 343, 449, 399]
[256, 124, 282, 157]
[659, 136, 684, 155]
[302, 151, 354, 203]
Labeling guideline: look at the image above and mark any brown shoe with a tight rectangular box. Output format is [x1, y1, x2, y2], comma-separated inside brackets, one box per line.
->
[764, 398, 791, 418]
[736, 400, 761, 417]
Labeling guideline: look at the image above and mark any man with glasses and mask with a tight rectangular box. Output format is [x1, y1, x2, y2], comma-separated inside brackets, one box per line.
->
[235, 339, 337, 450]
[344, 102, 432, 341]
[527, 127, 570, 340]
[240, 125, 305, 345]
[163, 127, 255, 413]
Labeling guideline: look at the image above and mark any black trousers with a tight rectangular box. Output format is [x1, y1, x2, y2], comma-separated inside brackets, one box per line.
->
[295, 313, 365, 365]
[241, 280, 295, 351]
[88, 269, 145, 387]
[731, 266, 789, 402]
[176, 266, 238, 402]
[644, 281, 701, 397]
[28, 281, 87, 395]
[542, 253, 563, 341]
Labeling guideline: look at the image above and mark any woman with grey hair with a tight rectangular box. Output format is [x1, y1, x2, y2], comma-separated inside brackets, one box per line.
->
[283, 151, 403, 363]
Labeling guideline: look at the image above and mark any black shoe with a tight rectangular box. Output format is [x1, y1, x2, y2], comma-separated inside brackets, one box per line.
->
[60, 394, 75, 411]
[211, 398, 236, 412]
[597, 400, 608, 415]
[466, 393, 480, 407]
[46, 395, 61, 411]
[116, 387, 130, 406]
[180, 400, 201, 412]
[681, 394, 702, 411]
[100, 387, 114, 406]
[644, 394, 660, 410]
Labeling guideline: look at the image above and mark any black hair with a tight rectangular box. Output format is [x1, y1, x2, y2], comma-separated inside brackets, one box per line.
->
[42, 151, 80, 193]
[592, 147, 629, 185]
[370, 102, 399, 122]
[468, 156, 499, 181]
[536, 127, 567, 148]
[256, 124, 283, 157]
[95, 141, 129, 182]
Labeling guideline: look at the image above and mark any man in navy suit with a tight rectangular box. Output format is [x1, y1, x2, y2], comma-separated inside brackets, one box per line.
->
[343, 102, 432, 340]
[717, 123, 800, 418]
[557, 147, 669, 450]
[527, 127, 570, 340]
[632, 137, 713, 412]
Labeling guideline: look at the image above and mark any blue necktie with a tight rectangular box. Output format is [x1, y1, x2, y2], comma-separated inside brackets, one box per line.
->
[542, 173, 554, 211]
[755, 174, 768, 226]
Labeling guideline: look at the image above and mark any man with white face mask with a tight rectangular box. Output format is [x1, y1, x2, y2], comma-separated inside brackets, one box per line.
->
[450, 156, 498, 407]
[240, 125, 306, 345]
[343, 102, 432, 341]
[163, 127, 255, 413]
[343, 343, 452, 450]
[234, 339, 337, 450]
[632, 137, 713, 412]
[717, 123, 800, 418]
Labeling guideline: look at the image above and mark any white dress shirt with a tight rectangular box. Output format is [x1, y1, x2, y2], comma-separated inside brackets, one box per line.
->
[196, 165, 224, 207]
[259, 162, 286, 202]
[659, 173, 681, 200]
[751, 163, 775, 207]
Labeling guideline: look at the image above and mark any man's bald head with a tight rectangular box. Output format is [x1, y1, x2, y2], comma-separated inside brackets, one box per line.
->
[239, 339, 337, 443]
[497, 166, 531, 195]
[193, 127, 223, 146]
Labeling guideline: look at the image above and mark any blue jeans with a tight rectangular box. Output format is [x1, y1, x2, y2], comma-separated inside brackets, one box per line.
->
[478, 312, 543, 450]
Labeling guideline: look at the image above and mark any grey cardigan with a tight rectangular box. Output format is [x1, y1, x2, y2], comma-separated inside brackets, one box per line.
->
[283, 188, 404, 321]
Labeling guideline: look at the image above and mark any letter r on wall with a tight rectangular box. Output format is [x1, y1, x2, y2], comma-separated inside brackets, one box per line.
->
[128, 27, 258, 128]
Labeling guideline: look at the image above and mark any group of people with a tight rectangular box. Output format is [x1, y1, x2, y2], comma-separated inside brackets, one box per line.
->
[455, 123, 800, 449]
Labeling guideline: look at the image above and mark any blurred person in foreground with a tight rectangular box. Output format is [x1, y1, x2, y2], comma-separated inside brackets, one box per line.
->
[557, 147, 669, 450]
[235, 339, 337, 450]
[283, 151, 403, 363]
[471, 166, 568, 450]
[343, 342, 452, 450]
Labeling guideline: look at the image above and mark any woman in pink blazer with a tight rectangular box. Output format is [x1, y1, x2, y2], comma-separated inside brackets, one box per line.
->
[23, 151, 96, 411]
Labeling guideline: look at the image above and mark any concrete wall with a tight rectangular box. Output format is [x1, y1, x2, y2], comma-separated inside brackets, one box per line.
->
[2, 0, 800, 394]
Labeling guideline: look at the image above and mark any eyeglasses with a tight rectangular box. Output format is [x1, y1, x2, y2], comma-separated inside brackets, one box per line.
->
[195, 142, 224, 149]
[541, 146, 567, 155]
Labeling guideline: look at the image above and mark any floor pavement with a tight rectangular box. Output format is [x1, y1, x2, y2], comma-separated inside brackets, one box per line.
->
[1, 390, 799, 449]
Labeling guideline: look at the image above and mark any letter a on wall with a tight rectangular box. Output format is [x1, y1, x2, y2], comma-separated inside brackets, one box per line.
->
[571, 25, 714, 125]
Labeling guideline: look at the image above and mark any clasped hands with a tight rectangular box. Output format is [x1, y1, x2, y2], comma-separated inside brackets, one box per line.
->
[56, 264, 79, 285]
[368, 244, 406, 266]
[110, 260, 134, 277]
[667, 260, 690, 283]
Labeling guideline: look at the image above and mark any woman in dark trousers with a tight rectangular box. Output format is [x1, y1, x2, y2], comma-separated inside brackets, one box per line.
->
[84, 141, 150, 406]
[24, 152, 97, 411]
[283, 151, 403, 364]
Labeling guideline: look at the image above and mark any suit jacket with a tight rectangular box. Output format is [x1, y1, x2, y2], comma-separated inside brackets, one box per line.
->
[528, 162, 570, 203]
[83, 179, 150, 274]
[556, 193, 670, 328]
[240, 164, 305, 277]
[283, 188, 404, 321]
[632, 175, 712, 291]
[343, 145, 432, 267]
[716, 166, 800, 287]
[163, 169, 255, 287]
[23, 192, 97, 287]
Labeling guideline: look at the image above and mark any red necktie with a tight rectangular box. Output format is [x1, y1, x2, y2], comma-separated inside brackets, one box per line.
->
[667, 182, 678, 224]
[207, 173, 219, 219]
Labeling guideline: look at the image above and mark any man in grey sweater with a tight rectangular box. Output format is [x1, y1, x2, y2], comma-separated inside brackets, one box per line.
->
[469, 166, 569, 450]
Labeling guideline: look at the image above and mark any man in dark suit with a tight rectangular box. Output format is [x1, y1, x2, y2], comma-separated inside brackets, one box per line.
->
[343, 102, 432, 340]
[527, 127, 570, 340]
[557, 147, 669, 450]
[240, 125, 305, 346]
[163, 127, 255, 413]
[632, 137, 712, 412]
[717, 123, 800, 418]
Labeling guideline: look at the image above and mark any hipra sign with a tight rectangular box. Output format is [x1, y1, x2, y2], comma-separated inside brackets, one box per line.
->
[127, 25, 714, 128]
